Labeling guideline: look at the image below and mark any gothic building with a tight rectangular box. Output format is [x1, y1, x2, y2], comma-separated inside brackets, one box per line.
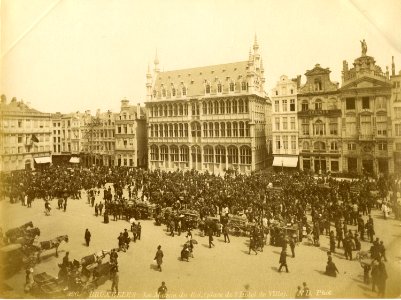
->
[297, 64, 342, 174]
[340, 44, 392, 175]
[145, 38, 270, 174]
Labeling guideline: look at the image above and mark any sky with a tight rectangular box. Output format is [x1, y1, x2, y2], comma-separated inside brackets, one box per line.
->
[1, 0, 401, 114]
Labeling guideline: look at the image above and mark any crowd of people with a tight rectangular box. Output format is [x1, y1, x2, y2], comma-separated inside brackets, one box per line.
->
[2, 165, 401, 297]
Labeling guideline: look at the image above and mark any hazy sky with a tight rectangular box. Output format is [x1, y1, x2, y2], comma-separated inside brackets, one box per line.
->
[1, 0, 401, 114]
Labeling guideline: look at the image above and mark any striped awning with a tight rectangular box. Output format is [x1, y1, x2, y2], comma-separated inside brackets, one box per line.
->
[34, 157, 52, 164]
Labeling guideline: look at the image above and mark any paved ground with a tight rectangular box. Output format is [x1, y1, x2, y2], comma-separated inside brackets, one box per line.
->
[1, 186, 400, 299]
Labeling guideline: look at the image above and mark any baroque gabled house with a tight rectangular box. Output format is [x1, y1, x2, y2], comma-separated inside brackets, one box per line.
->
[340, 42, 392, 175]
[145, 38, 270, 174]
[298, 64, 341, 174]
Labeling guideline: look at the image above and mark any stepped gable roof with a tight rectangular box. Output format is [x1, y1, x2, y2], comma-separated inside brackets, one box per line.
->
[154, 61, 249, 97]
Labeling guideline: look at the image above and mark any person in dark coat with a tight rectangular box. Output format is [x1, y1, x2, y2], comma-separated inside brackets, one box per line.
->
[289, 237, 296, 258]
[278, 249, 289, 273]
[85, 229, 91, 247]
[137, 222, 142, 240]
[104, 209, 109, 223]
[95, 204, 99, 217]
[223, 225, 230, 243]
[377, 260, 388, 298]
[325, 257, 339, 277]
[208, 228, 215, 248]
[154, 245, 164, 272]
[99, 202, 104, 216]
[158, 281, 167, 299]
[63, 198, 67, 212]
[329, 230, 336, 253]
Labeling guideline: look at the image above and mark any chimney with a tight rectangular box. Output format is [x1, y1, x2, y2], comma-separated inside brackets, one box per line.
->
[0, 94, 6, 104]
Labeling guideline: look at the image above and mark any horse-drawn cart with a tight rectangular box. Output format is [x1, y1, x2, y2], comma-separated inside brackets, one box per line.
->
[228, 215, 248, 236]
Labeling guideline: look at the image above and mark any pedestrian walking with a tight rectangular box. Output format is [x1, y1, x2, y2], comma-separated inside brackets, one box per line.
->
[208, 228, 215, 248]
[377, 260, 388, 298]
[154, 245, 164, 272]
[137, 222, 142, 240]
[110, 263, 119, 296]
[95, 204, 99, 217]
[249, 237, 258, 255]
[99, 202, 104, 216]
[63, 198, 67, 212]
[223, 225, 230, 243]
[85, 229, 91, 247]
[278, 249, 289, 273]
[289, 237, 296, 258]
[329, 231, 336, 253]
[158, 281, 167, 299]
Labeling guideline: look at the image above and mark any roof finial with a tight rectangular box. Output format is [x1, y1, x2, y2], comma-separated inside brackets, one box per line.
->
[392, 56, 395, 76]
[154, 49, 159, 65]
[253, 34, 259, 51]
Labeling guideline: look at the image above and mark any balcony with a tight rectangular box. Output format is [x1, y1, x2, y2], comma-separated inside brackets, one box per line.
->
[297, 109, 341, 118]
[359, 134, 374, 141]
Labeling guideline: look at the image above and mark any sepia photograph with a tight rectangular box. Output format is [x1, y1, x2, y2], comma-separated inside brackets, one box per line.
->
[1, 0, 401, 298]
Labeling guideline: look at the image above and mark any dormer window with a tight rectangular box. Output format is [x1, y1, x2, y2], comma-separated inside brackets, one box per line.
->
[172, 88, 176, 97]
[205, 83, 211, 94]
[153, 90, 157, 98]
[162, 88, 166, 98]
[229, 82, 235, 92]
[182, 86, 187, 96]
[241, 82, 247, 91]
[217, 83, 222, 93]
[314, 78, 322, 91]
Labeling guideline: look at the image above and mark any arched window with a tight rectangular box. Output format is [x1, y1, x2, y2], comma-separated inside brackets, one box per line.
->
[233, 122, 238, 137]
[203, 123, 208, 137]
[150, 124, 154, 137]
[179, 104, 183, 116]
[168, 124, 173, 137]
[158, 106, 162, 116]
[150, 145, 159, 161]
[164, 124, 168, 137]
[159, 124, 163, 137]
[160, 145, 169, 161]
[244, 99, 249, 113]
[209, 122, 214, 137]
[302, 101, 308, 111]
[220, 122, 225, 137]
[184, 123, 188, 137]
[241, 81, 247, 91]
[182, 86, 187, 96]
[239, 99, 244, 113]
[229, 82, 235, 92]
[204, 146, 214, 163]
[202, 102, 207, 115]
[205, 83, 211, 94]
[215, 146, 226, 163]
[232, 99, 238, 113]
[214, 101, 219, 114]
[170, 146, 179, 161]
[168, 104, 172, 116]
[180, 146, 189, 162]
[239, 121, 245, 137]
[214, 122, 220, 137]
[303, 141, 310, 151]
[228, 146, 238, 164]
[172, 87, 176, 97]
[217, 83, 222, 93]
[208, 101, 213, 114]
[315, 99, 322, 110]
[240, 146, 252, 164]
[174, 124, 178, 137]
[314, 120, 325, 135]
[191, 122, 201, 137]
[226, 100, 231, 113]
[220, 101, 225, 114]
[191, 146, 201, 163]
[184, 104, 188, 115]
[173, 104, 178, 116]
[162, 88, 166, 98]
[179, 123, 183, 137]
[245, 122, 250, 137]
[154, 124, 158, 137]
[330, 141, 338, 151]
[314, 141, 326, 151]
[226, 122, 232, 137]
[163, 105, 168, 116]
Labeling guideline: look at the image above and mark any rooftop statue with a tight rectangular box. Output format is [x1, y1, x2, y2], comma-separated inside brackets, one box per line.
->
[360, 39, 367, 56]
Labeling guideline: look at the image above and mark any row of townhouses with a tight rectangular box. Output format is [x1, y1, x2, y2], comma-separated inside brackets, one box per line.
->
[1, 40, 400, 175]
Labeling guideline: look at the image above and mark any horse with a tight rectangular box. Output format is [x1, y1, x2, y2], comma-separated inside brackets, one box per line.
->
[15, 227, 41, 246]
[5, 221, 34, 243]
[32, 235, 69, 261]
[80, 248, 119, 279]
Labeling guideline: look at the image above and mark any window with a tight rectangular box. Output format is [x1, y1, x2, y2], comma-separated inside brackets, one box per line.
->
[203, 123, 208, 137]
[228, 146, 238, 164]
[150, 145, 159, 160]
[184, 123, 188, 137]
[191, 146, 201, 163]
[395, 107, 401, 119]
[331, 161, 339, 172]
[220, 101, 225, 114]
[330, 141, 338, 151]
[205, 84, 211, 94]
[202, 102, 207, 115]
[18, 120, 22, 128]
[275, 136, 281, 150]
[208, 102, 213, 114]
[182, 86, 187, 96]
[290, 99, 295, 111]
[214, 122, 220, 137]
[315, 100, 322, 110]
[240, 147, 251, 164]
[314, 120, 325, 135]
[160, 146, 169, 161]
[302, 118, 309, 135]
[192, 103, 199, 116]
[233, 122, 238, 137]
[217, 83, 222, 93]
[180, 146, 189, 162]
[168, 105, 172, 116]
[346, 98, 355, 110]
[282, 117, 288, 130]
[179, 124, 183, 137]
[204, 146, 214, 163]
[241, 82, 247, 91]
[396, 124, 401, 136]
[303, 141, 309, 151]
[232, 100, 237, 113]
[282, 99, 288, 112]
[164, 124, 168, 137]
[314, 78, 322, 91]
[215, 147, 226, 163]
[329, 118, 338, 135]
[275, 118, 280, 131]
[209, 123, 214, 137]
[239, 99, 244, 113]
[282, 136, 288, 150]
[220, 123, 225, 137]
[346, 117, 356, 135]
[302, 101, 308, 111]
[226, 101, 231, 114]
[229, 82, 235, 92]
[275, 91, 278, 96]
[162, 88, 166, 97]
[291, 136, 296, 150]
[274, 101, 279, 112]
[348, 143, 356, 151]
[18, 135, 23, 143]
[172, 88, 176, 97]
[360, 116, 372, 135]
[179, 104, 183, 116]
[362, 97, 370, 109]
[169, 124, 173, 137]
[245, 122, 250, 137]
[290, 117, 295, 130]
[170, 146, 179, 162]
[226, 122, 232, 137]
[378, 143, 387, 151]
[396, 143, 401, 151]
[314, 141, 325, 151]
[377, 116, 387, 136]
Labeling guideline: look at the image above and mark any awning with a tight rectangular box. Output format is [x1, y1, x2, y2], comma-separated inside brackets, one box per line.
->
[272, 156, 298, 168]
[69, 157, 80, 163]
[34, 157, 52, 164]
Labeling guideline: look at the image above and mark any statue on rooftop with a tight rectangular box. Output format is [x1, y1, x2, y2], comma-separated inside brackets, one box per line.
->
[360, 39, 367, 56]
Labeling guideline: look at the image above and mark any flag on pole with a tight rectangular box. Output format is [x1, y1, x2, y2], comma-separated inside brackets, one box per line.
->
[31, 134, 39, 143]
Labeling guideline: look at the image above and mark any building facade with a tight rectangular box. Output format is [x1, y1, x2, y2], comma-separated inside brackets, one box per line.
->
[390, 57, 401, 174]
[271, 75, 300, 169]
[0, 96, 52, 171]
[298, 64, 342, 174]
[340, 45, 392, 175]
[146, 38, 270, 174]
[114, 99, 147, 167]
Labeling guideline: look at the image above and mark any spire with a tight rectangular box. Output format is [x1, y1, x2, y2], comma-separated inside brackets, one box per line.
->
[154, 49, 160, 74]
[253, 34, 259, 51]
[392, 56, 396, 76]
[260, 57, 264, 72]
